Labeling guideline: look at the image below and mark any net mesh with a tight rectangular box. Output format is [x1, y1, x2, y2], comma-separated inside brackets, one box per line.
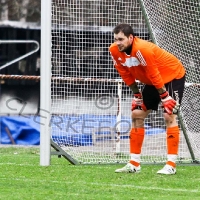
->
[140, 0, 200, 162]
[50, 0, 200, 164]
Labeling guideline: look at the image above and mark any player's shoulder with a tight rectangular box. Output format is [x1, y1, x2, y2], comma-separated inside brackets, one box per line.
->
[109, 42, 117, 50]
[109, 43, 119, 56]
[134, 37, 152, 47]
[133, 37, 156, 54]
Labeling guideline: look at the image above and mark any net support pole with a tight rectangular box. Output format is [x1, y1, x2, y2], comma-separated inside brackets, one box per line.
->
[138, 0, 157, 43]
[116, 81, 122, 153]
[178, 111, 196, 162]
[40, 0, 52, 166]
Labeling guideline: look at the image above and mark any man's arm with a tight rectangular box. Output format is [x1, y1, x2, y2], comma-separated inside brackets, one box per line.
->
[157, 86, 167, 94]
[110, 52, 136, 86]
[130, 82, 167, 95]
[134, 49, 178, 114]
[158, 86, 179, 115]
[129, 82, 147, 111]
[129, 82, 140, 94]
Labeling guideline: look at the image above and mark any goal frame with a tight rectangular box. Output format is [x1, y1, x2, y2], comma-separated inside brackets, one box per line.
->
[40, 0, 200, 166]
[40, 0, 51, 166]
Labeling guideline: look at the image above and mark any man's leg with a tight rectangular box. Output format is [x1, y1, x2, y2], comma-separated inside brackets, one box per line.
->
[157, 114, 179, 175]
[157, 76, 185, 175]
[115, 109, 150, 173]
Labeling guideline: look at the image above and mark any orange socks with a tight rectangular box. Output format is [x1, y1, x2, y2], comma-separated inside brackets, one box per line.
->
[130, 160, 140, 167]
[129, 126, 179, 168]
[166, 126, 180, 155]
[166, 126, 180, 167]
[129, 127, 145, 154]
[129, 128, 145, 166]
[166, 160, 176, 168]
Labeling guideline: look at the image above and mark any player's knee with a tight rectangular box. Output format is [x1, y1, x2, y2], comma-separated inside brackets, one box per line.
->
[131, 109, 145, 119]
[131, 110, 145, 127]
[163, 113, 177, 126]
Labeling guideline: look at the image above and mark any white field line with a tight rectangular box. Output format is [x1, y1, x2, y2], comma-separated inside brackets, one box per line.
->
[0, 162, 39, 166]
[0, 176, 199, 193]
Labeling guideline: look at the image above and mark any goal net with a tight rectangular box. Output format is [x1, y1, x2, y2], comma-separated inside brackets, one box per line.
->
[50, 0, 200, 164]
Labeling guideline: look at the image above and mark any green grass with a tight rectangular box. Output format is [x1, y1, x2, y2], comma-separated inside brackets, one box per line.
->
[0, 146, 200, 200]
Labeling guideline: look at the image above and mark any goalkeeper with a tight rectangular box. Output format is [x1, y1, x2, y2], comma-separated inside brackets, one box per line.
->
[109, 23, 185, 175]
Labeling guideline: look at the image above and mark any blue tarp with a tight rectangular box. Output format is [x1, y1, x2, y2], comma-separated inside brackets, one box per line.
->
[0, 116, 40, 145]
[0, 115, 165, 146]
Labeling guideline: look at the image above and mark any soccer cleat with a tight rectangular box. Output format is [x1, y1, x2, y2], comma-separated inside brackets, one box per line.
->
[157, 164, 176, 175]
[115, 163, 141, 173]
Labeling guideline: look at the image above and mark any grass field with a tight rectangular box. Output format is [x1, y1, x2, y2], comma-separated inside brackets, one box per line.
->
[0, 146, 200, 200]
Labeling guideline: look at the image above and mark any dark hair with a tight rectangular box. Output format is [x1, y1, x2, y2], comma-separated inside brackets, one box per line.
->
[113, 23, 135, 37]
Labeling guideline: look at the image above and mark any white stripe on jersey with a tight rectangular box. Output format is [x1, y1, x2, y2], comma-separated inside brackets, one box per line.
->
[136, 50, 147, 66]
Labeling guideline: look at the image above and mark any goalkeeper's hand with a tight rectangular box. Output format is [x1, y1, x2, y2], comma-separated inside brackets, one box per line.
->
[160, 91, 179, 115]
[131, 93, 147, 111]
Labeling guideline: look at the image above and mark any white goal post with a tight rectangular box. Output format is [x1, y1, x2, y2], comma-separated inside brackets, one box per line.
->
[40, 0, 200, 165]
[40, 0, 51, 166]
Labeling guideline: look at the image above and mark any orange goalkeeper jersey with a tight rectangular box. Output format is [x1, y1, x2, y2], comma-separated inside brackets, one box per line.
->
[109, 37, 185, 89]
